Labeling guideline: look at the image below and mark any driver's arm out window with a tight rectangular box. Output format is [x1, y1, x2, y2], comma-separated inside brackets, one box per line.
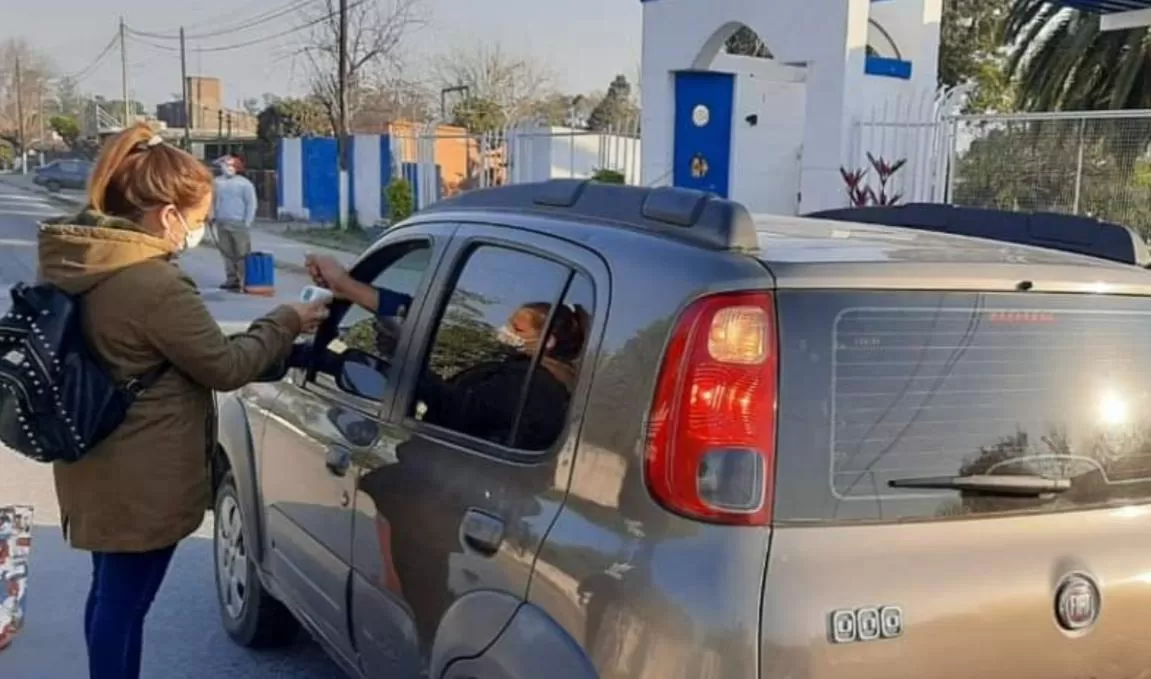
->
[334, 244, 432, 398]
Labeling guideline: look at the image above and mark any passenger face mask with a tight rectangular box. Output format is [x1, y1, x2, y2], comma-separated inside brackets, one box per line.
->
[497, 325, 527, 350]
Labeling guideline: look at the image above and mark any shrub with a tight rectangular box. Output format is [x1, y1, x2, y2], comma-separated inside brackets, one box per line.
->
[385, 178, 415, 224]
[591, 168, 626, 184]
[840, 154, 907, 207]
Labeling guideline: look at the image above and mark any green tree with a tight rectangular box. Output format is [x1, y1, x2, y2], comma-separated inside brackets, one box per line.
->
[256, 97, 332, 145]
[54, 77, 82, 118]
[451, 96, 506, 133]
[724, 26, 771, 58]
[48, 115, 79, 146]
[951, 120, 1151, 236]
[586, 75, 636, 132]
[0, 139, 13, 168]
[1004, 2, 1150, 111]
[937, 0, 1013, 112]
[426, 289, 503, 380]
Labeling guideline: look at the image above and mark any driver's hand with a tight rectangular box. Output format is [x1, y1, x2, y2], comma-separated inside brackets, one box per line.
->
[305, 254, 352, 297]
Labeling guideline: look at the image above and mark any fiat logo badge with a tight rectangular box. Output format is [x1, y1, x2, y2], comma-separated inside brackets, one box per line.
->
[1055, 573, 1100, 632]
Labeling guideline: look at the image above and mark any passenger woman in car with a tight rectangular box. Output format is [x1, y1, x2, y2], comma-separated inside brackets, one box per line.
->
[293, 254, 588, 449]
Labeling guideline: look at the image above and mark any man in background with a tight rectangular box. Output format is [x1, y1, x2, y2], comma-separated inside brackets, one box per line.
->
[210, 156, 258, 292]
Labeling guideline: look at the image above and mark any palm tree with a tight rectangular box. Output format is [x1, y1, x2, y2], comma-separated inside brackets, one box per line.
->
[1005, 1, 1151, 110]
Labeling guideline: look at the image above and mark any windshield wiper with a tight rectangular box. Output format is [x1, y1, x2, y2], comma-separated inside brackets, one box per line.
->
[888, 474, 1071, 496]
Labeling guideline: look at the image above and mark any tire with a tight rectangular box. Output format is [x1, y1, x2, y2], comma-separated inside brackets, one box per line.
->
[214, 471, 299, 648]
[45, 181, 61, 192]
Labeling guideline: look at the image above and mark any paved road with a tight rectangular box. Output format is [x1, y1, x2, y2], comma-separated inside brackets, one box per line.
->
[0, 183, 346, 678]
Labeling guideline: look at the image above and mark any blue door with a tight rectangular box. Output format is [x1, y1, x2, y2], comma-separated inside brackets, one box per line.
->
[673, 71, 734, 198]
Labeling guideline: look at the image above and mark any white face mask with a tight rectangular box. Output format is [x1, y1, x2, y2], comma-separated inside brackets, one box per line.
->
[497, 325, 526, 350]
[174, 211, 206, 251]
[221, 165, 237, 177]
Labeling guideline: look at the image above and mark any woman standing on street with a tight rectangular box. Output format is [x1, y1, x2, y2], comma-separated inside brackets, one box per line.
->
[36, 124, 330, 679]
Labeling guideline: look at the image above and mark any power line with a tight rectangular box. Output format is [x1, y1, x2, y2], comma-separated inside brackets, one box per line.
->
[58, 34, 119, 84]
[125, 0, 363, 55]
[127, 0, 317, 41]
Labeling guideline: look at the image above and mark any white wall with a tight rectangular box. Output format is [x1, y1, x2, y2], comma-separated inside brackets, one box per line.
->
[513, 128, 643, 184]
[869, 0, 941, 91]
[641, 0, 871, 213]
[278, 137, 306, 219]
[713, 53, 807, 215]
[352, 134, 383, 225]
[640, 0, 941, 215]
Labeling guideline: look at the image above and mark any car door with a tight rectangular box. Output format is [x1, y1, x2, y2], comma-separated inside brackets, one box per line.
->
[348, 223, 608, 678]
[57, 161, 79, 187]
[259, 228, 451, 665]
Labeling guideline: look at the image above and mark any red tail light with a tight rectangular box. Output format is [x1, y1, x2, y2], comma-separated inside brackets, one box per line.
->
[645, 291, 778, 526]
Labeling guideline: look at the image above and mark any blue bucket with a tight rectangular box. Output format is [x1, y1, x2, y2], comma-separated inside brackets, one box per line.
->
[243, 252, 275, 296]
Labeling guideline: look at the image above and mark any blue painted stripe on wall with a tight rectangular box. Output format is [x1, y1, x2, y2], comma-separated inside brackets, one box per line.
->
[302, 137, 339, 223]
[380, 135, 393, 220]
[864, 56, 913, 79]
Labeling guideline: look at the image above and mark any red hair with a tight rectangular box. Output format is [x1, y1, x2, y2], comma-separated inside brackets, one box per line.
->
[87, 124, 213, 218]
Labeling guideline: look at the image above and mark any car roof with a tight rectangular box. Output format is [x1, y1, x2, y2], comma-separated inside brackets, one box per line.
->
[753, 214, 1151, 295]
[753, 214, 1135, 269]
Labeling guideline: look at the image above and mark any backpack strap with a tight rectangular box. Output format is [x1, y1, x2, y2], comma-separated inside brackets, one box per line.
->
[123, 362, 171, 397]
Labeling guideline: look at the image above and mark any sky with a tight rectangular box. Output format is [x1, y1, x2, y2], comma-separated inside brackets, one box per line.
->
[4, 0, 643, 110]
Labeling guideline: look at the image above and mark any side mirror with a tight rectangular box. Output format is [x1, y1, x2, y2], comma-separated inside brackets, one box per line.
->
[335, 349, 388, 400]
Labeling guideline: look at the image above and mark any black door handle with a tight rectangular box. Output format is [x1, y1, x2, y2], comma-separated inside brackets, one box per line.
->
[460, 509, 504, 556]
[325, 445, 351, 477]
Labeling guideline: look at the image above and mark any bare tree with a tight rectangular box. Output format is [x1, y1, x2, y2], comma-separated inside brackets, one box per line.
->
[352, 75, 434, 130]
[299, 0, 428, 132]
[0, 38, 54, 149]
[431, 42, 555, 123]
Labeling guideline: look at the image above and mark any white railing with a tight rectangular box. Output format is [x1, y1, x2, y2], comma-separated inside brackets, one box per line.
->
[388, 116, 643, 210]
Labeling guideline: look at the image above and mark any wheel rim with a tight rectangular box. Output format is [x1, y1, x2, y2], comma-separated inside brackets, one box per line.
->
[216, 494, 248, 620]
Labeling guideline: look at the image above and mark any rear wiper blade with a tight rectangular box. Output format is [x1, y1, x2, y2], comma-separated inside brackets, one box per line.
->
[888, 474, 1071, 496]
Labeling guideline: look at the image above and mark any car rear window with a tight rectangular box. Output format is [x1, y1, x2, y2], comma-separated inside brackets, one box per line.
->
[774, 290, 1151, 524]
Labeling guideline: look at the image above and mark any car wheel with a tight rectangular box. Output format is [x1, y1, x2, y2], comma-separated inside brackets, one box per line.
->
[214, 471, 299, 648]
[44, 181, 61, 192]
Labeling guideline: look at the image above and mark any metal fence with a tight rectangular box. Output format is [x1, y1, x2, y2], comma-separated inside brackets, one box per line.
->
[849, 87, 960, 204]
[853, 97, 1151, 236]
[947, 110, 1151, 235]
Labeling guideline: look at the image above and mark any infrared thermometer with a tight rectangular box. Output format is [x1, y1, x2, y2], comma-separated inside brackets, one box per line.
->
[300, 286, 334, 304]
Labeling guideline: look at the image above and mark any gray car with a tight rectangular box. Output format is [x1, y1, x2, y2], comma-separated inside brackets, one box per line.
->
[212, 179, 1151, 679]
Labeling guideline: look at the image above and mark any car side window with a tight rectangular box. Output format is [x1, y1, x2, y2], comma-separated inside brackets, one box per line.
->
[411, 244, 594, 452]
[326, 242, 433, 401]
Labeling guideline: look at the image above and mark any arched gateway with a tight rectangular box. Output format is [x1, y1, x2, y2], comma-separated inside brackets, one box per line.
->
[640, 0, 942, 214]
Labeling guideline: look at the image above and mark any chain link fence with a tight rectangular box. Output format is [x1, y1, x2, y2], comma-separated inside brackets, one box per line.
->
[947, 111, 1151, 237]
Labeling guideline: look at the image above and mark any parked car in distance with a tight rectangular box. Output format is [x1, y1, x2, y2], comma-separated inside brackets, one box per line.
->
[211, 179, 1151, 679]
[32, 159, 91, 192]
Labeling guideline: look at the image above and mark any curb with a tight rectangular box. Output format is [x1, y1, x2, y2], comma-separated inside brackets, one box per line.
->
[1, 177, 314, 277]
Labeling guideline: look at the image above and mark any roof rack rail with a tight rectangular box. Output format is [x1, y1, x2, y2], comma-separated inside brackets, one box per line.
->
[422, 179, 759, 252]
[806, 203, 1150, 267]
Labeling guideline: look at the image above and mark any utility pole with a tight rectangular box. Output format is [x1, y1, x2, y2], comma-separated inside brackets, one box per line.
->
[179, 27, 190, 149]
[14, 55, 25, 174]
[337, 0, 350, 226]
[119, 17, 130, 129]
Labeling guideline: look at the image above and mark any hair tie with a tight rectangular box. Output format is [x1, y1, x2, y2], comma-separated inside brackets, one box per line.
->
[146, 135, 164, 147]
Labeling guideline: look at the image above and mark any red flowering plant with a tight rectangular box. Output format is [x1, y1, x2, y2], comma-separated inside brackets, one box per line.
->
[840, 153, 907, 207]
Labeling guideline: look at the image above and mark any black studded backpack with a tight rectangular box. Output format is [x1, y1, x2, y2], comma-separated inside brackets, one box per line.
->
[0, 282, 169, 463]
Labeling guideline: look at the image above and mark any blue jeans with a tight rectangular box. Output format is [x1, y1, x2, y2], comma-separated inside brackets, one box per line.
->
[83, 544, 177, 679]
